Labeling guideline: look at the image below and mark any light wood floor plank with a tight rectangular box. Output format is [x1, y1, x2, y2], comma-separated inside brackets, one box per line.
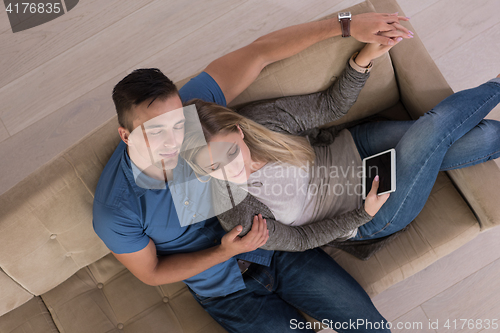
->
[0, 0, 246, 136]
[409, 0, 500, 60]
[0, 0, 156, 89]
[391, 306, 436, 333]
[0, 120, 9, 143]
[372, 225, 500, 321]
[396, 0, 441, 17]
[0, 6, 12, 34]
[421, 257, 500, 333]
[434, 21, 500, 94]
[130, 0, 358, 83]
[0, 70, 126, 195]
[309, 0, 363, 22]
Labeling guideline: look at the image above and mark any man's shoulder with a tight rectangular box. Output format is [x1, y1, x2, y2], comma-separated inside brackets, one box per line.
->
[178, 71, 227, 106]
[94, 141, 135, 209]
[92, 142, 148, 254]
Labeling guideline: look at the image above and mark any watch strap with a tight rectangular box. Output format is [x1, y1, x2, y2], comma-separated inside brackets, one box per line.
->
[349, 52, 373, 74]
[340, 18, 351, 37]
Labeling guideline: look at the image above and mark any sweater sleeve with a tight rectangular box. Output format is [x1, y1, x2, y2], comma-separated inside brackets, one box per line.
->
[262, 207, 373, 251]
[236, 54, 370, 135]
[215, 191, 374, 252]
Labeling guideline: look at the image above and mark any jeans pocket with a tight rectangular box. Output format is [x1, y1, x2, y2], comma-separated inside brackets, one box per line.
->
[194, 293, 223, 305]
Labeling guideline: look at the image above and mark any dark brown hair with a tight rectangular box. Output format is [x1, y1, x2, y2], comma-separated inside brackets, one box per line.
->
[112, 68, 180, 132]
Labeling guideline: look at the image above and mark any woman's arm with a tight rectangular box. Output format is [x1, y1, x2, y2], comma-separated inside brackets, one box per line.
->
[213, 179, 374, 252]
[217, 198, 373, 252]
[211, 163, 386, 252]
[236, 54, 370, 135]
[236, 38, 404, 135]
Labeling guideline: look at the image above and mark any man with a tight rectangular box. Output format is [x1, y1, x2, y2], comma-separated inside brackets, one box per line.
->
[93, 12, 411, 332]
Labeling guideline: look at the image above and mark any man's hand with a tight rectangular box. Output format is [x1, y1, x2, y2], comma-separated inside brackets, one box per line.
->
[350, 12, 411, 46]
[219, 214, 269, 257]
[111, 217, 268, 287]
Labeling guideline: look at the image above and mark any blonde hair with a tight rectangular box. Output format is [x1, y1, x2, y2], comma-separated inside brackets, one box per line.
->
[181, 98, 315, 176]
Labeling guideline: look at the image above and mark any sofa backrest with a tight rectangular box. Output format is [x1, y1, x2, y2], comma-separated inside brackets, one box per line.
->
[0, 119, 119, 313]
[0, 0, 400, 316]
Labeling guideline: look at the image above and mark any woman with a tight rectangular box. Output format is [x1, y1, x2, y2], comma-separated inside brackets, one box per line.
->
[181, 41, 500, 253]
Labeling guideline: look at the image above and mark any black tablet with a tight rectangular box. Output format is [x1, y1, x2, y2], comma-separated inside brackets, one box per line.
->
[362, 148, 396, 200]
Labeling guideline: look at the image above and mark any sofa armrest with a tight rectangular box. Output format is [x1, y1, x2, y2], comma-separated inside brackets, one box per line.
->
[369, 0, 454, 119]
[370, 0, 500, 231]
[446, 162, 500, 231]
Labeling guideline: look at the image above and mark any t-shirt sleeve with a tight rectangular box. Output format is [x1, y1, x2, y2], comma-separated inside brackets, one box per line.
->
[92, 202, 150, 254]
[178, 71, 227, 106]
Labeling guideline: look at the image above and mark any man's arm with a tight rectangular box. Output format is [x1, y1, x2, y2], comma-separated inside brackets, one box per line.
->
[112, 215, 269, 286]
[205, 12, 410, 104]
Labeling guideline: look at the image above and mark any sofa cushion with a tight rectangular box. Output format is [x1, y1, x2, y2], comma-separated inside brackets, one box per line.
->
[0, 153, 110, 297]
[0, 269, 33, 318]
[62, 118, 122, 194]
[322, 171, 480, 297]
[0, 116, 121, 302]
[0, 297, 58, 333]
[41, 254, 226, 333]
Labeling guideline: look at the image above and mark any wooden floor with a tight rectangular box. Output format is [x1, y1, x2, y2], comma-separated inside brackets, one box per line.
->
[1, 0, 499, 331]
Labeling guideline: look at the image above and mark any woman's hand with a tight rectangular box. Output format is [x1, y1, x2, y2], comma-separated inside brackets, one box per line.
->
[363, 175, 390, 217]
[354, 34, 405, 68]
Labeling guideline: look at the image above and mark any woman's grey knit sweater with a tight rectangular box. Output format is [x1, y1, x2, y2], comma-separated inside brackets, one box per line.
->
[212, 58, 375, 252]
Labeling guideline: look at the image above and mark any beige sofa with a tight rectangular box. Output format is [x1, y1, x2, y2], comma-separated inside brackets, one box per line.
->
[1, 0, 499, 332]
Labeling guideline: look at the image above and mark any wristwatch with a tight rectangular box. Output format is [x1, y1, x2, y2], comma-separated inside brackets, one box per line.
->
[338, 12, 351, 38]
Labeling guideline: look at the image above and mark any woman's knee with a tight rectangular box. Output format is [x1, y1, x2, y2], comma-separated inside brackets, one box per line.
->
[477, 118, 500, 132]
[476, 119, 500, 146]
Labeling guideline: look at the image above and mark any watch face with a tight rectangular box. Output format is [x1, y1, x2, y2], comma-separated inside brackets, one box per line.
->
[338, 12, 351, 19]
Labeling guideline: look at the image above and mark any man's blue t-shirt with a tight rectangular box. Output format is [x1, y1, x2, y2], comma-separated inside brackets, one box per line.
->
[92, 71, 273, 297]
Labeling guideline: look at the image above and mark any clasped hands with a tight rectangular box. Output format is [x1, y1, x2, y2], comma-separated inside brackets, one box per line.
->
[348, 12, 412, 45]
[346, 12, 413, 67]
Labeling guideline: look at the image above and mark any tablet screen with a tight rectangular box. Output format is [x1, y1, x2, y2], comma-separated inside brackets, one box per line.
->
[365, 151, 392, 195]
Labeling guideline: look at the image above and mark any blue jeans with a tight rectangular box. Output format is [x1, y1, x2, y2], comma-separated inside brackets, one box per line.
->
[348, 78, 500, 240]
[189, 248, 391, 333]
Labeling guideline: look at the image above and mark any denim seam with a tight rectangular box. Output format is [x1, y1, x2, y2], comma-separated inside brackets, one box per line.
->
[366, 90, 500, 237]
[280, 297, 325, 329]
[272, 251, 330, 326]
[263, 269, 275, 291]
[359, 222, 391, 238]
[488, 79, 500, 87]
[248, 268, 275, 292]
[440, 149, 500, 171]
